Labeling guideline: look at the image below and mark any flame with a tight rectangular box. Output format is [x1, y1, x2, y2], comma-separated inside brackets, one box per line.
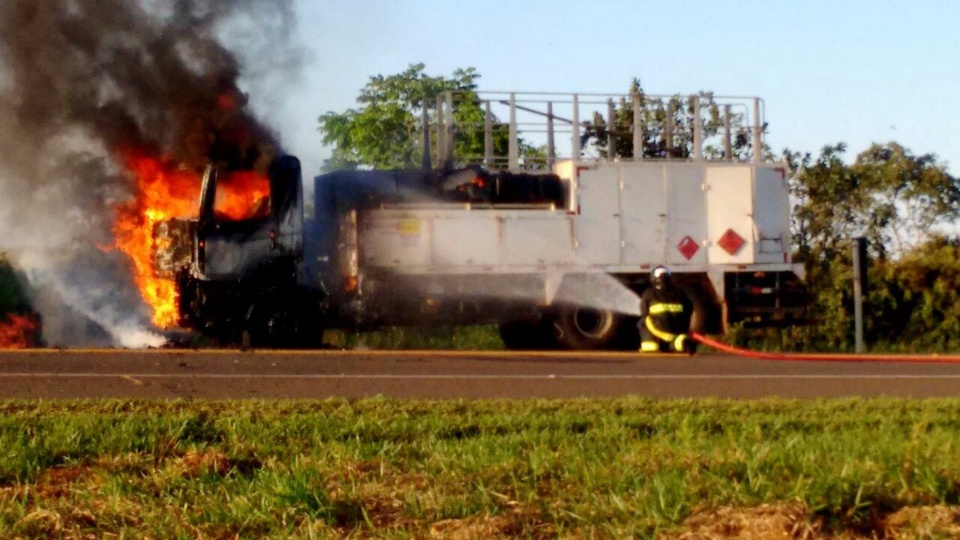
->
[114, 150, 272, 329]
[214, 171, 271, 221]
[114, 151, 201, 328]
[0, 314, 38, 349]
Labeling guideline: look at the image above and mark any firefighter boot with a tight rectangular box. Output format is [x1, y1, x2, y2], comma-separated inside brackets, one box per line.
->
[672, 334, 691, 354]
[639, 341, 659, 353]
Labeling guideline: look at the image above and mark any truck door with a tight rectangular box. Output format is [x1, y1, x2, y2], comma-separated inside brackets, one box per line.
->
[195, 156, 303, 280]
[665, 165, 708, 265]
[705, 166, 754, 264]
[620, 164, 667, 265]
[575, 167, 621, 264]
[751, 166, 790, 264]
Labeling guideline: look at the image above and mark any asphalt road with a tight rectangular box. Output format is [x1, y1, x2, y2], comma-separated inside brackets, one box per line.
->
[2, 349, 960, 399]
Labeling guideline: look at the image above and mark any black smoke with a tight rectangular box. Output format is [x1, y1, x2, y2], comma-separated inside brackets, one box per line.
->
[0, 0, 299, 346]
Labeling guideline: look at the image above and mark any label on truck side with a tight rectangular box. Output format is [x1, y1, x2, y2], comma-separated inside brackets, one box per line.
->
[398, 218, 421, 246]
[398, 219, 421, 236]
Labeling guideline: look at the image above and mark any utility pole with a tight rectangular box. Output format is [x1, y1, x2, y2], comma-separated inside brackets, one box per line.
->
[852, 237, 868, 353]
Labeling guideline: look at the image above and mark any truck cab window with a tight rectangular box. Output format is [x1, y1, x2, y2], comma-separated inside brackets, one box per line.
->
[213, 170, 271, 221]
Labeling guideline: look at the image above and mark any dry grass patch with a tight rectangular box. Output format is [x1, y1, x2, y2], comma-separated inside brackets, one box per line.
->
[666, 504, 960, 540]
[428, 508, 555, 540]
[667, 503, 820, 539]
[34, 465, 97, 500]
[168, 449, 263, 479]
[882, 505, 960, 539]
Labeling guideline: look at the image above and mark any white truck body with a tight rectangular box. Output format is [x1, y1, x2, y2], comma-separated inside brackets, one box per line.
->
[360, 159, 801, 307]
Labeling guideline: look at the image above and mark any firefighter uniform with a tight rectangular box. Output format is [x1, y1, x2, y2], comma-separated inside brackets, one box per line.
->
[638, 267, 694, 353]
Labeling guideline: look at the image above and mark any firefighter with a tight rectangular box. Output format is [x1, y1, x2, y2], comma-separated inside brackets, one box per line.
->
[638, 265, 696, 354]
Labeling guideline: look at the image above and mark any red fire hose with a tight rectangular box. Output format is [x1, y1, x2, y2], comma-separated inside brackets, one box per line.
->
[691, 332, 960, 364]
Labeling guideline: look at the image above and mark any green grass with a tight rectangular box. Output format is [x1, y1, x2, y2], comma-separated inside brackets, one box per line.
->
[1, 398, 960, 537]
[326, 325, 504, 350]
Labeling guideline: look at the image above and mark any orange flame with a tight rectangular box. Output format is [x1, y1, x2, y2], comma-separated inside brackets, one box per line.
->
[114, 150, 272, 328]
[114, 151, 201, 328]
[214, 171, 271, 221]
[0, 314, 38, 349]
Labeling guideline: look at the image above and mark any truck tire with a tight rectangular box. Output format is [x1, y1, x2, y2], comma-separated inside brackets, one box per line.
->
[498, 317, 557, 350]
[681, 283, 721, 335]
[244, 294, 323, 349]
[552, 305, 621, 350]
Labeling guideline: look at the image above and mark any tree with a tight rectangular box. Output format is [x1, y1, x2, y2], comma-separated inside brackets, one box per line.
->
[734, 142, 960, 352]
[318, 63, 539, 171]
[862, 235, 960, 352]
[785, 142, 960, 263]
[852, 143, 960, 254]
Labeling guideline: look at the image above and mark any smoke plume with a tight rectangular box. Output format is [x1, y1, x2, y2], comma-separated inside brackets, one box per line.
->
[0, 0, 300, 346]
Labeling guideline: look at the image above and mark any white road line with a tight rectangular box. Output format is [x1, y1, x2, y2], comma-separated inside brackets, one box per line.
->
[0, 373, 958, 380]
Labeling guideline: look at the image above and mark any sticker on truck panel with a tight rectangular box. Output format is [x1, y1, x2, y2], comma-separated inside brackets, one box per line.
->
[398, 219, 421, 236]
[398, 218, 420, 246]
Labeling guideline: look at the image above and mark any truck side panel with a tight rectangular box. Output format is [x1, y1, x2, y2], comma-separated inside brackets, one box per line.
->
[620, 165, 666, 264]
[575, 166, 620, 264]
[752, 167, 792, 264]
[433, 217, 501, 265]
[705, 166, 754, 265]
[666, 165, 709, 266]
[505, 217, 576, 265]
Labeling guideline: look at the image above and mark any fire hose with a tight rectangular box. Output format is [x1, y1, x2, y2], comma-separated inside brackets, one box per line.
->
[690, 332, 960, 364]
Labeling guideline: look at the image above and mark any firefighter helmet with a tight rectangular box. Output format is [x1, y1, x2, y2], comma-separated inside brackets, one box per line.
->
[651, 265, 671, 289]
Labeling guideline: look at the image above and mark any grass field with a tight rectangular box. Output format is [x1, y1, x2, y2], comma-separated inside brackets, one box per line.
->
[3, 399, 960, 538]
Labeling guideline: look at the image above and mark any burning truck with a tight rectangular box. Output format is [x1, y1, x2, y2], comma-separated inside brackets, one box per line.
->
[150, 91, 809, 350]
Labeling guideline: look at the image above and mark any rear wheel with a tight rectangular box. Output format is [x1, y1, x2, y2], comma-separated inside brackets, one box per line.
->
[553, 305, 621, 350]
[681, 283, 721, 335]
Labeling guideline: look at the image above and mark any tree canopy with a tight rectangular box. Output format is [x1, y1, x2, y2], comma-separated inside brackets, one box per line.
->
[318, 63, 548, 171]
[318, 63, 478, 170]
[735, 142, 960, 352]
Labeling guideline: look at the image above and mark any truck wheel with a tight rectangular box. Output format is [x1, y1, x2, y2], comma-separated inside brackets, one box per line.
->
[681, 284, 721, 335]
[244, 296, 323, 349]
[498, 317, 557, 350]
[553, 305, 620, 350]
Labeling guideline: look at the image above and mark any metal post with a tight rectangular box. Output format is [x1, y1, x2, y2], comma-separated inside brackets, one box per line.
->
[723, 104, 732, 161]
[444, 91, 455, 167]
[692, 96, 703, 161]
[508, 93, 518, 170]
[421, 105, 432, 169]
[607, 98, 616, 159]
[752, 97, 762, 163]
[546, 101, 555, 170]
[665, 101, 674, 158]
[484, 101, 493, 167]
[436, 95, 445, 167]
[852, 237, 868, 353]
[632, 93, 642, 160]
[571, 94, 580, 161]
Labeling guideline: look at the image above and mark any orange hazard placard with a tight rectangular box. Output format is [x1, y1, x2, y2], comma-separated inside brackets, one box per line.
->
[677, 236, 699, 260]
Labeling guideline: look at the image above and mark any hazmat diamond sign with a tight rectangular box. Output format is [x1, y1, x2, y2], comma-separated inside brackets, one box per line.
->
[718, 229, 745, 255]
[677, 236, 699, 260]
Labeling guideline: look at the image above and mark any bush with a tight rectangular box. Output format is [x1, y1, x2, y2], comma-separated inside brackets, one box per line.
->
[0, 254, 32, 317]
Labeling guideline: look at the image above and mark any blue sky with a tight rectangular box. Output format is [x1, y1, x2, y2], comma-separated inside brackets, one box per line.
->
[273, 0, 959, 177]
